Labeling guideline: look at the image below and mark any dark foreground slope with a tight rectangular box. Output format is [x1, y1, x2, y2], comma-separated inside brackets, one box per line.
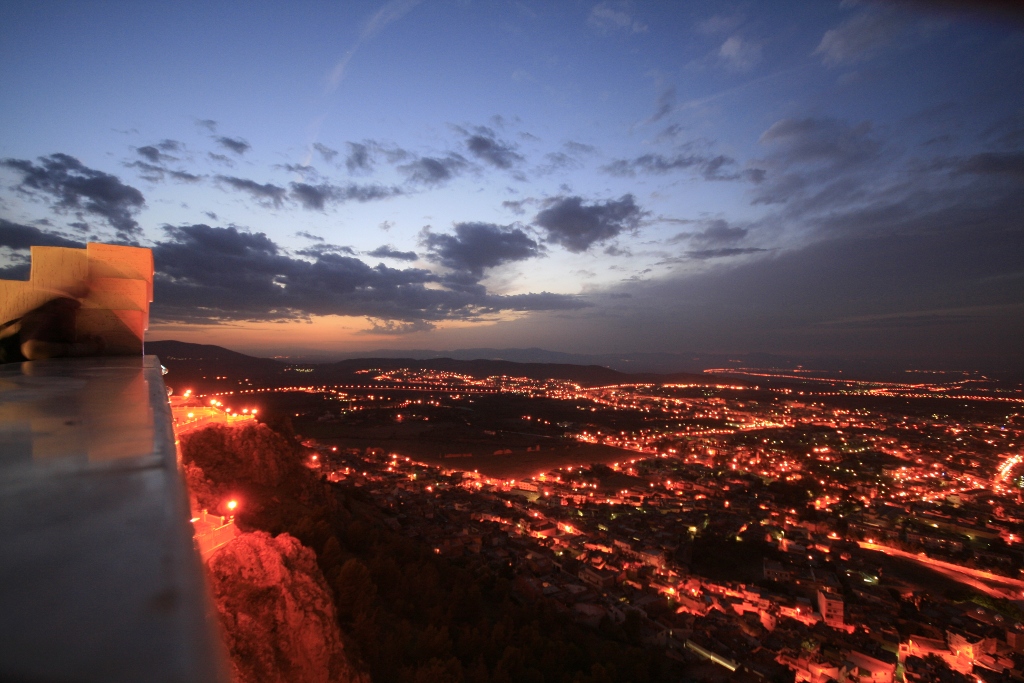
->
[181, 421, 683, 683]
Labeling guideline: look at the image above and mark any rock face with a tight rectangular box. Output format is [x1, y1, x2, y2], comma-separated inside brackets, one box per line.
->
[181, 422, 302, 488]
[206, 531, 364, 683]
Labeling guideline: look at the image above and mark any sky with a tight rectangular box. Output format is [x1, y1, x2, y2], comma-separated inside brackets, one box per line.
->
[1, 1, 1022, 371]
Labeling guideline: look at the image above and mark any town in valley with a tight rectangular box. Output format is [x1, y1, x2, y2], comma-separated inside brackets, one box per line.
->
[160, 342, 1024, 683]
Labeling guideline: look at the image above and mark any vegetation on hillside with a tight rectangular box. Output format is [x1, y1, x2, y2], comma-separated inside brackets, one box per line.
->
[181, 422, 682, 683]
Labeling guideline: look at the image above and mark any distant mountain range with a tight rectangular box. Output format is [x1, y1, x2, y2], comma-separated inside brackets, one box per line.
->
[146, 340, 1017, 385]
[146, 340, 722, 388]
[321, 347, 733, 374]
[251, 345, 815, 375]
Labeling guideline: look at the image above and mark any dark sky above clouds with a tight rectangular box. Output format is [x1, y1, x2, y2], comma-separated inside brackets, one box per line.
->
[0, 1, 1022, 371]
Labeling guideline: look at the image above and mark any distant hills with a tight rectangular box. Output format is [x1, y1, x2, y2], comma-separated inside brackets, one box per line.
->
[146, 340, 722, 389]
[284, 346, 780, 375]
[269, 346, 1015, 382]
[146, 340, 1022, 390]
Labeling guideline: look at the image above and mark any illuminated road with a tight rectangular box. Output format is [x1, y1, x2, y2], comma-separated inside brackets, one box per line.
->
[859, 541, 1024, 600]
[199, 383, 502, 399]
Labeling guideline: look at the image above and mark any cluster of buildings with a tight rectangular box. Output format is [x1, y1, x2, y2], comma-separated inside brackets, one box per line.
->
[182, 360, 1024, 681]
[310, 436, 1024, 682]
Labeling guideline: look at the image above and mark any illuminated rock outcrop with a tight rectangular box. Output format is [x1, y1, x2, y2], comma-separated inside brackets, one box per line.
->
[181, 422, 302, 491]
[206, 531, 365, 683]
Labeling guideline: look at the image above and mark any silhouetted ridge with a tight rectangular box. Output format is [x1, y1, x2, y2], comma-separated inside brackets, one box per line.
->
[147, 339, 285, 365]
[148, 340, 722, 388]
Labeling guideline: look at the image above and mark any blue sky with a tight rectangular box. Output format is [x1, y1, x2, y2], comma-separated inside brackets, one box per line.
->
[1, 1, 1022, 369]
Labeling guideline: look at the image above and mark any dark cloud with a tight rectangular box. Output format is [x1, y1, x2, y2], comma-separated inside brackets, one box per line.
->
[216, 136, 251, 155]
[745, 168, 767, 183]
[956, 152, 1024, 181]
[295, 231, 324, 242]
[196, 119, 218, 132]
[0, 263, 30, 280]
[295, 243, 356, 257]
[502, 199, 533, 215]
[422, 222, 542, 275]
[759, 118, 880, 167]
[136, 145, 174, 164]
[398, 154, 469, 185]
[752, 117, 881, 205]
[165, 168, 203, 183]
[533, 194, 646, 253]
[689, 219, 748, 247]
[538, 152, 582, 174]
[982, 115, 1024, 149]
[1, 153, 145, 238]
[537, 142, 596, 173]
[368, 245, 418, 261]
[215, 175, 287, 207]
[312, 143, 338, 163]
[0, 218, 86, 250]
[289, 181, 403, 210]
[208, 152, 233, 165]
[495, 292, 591, 311]
[602, 152, 747, 181]
[464, 129, 524, 169]
[551, 132, 1024, 371]
[584, 216, 1024, 371]
[288, 183, 331, 210]
[127, 161, 168, 182]
[655, 123, 685, 143]
[685, 247, 768, 260]
[126, 161, 202, 183]
[646, 87, 675, 124]
[345, 142, 374, 173]
[277, 163, 317, 176]
[150, 223, 583, 325]
[204, 211, 218, 221]
[157, 139, 182, 152]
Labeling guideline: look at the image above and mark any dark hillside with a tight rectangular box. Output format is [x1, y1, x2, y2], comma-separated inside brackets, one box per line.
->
[147, 340, 730, 390]
[180, 421, 683, 683]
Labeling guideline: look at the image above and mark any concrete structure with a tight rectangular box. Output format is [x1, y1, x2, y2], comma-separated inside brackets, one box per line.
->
[0, 243, 153, 354]
[0, 356, 229, 682]
[818, 588, 845, 629]
[844, 651, 895, 683]
[192, 510, 240, 559]
[579, 565, 618, 590]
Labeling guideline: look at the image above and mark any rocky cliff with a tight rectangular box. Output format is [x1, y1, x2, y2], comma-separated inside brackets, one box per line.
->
[181, 422, 302, 490]
[206, 530, 365, 683]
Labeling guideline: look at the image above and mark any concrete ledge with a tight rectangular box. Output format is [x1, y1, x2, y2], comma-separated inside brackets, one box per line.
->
[0, 356, 229, 683]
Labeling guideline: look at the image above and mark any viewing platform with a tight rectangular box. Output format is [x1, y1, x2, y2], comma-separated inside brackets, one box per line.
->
[0, 355, 228, 683]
